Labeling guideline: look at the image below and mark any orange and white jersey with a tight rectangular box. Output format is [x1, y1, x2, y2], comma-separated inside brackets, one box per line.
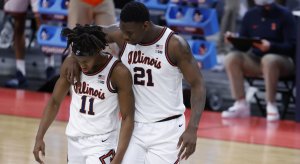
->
[66, 56, 120, 137]
[120, 27, 185, 123]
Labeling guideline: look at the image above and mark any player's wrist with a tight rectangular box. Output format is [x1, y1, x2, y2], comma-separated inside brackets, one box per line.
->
[35, 134, 44, 140]
[111, 154, 123, 163]
[186, 124, 198, 133]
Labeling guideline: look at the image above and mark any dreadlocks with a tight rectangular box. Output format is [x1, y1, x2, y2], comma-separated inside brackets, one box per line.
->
[61, 24, 108, 56]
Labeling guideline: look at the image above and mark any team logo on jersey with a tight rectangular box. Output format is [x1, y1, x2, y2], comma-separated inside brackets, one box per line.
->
[98, 75, 106, 84]
[73, 81, 105, 99]
[155, 44, 163, 54]
[127, 50, 162, 69]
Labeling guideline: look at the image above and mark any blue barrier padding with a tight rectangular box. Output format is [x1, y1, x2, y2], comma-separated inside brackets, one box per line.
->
[170, 0, 218, 6]
[38, 0, 68, 15]
[136, 0, 170, 11]
[188, 39, 217, 69]
[165, 4, 219, 36]
[37, 24, 67, 48]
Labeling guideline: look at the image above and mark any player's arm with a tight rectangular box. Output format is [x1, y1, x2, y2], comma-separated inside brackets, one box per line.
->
[33, 61, 71, 164]
[110, 62, 134, 163]
[100, 24, 125, 48]
[168, 34, 206, 160]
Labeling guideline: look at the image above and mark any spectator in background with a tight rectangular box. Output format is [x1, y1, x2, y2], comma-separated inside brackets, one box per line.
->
[193, 10, 203, 22]
[176, 7, 184, 19]
[67, 0, 118, 56]
[3, 0, 56, 88]
[217, 0, 289, 55]
[216, 0, 241, 54]
[222, 0, 296, 121]
[199, 43, 207, 55]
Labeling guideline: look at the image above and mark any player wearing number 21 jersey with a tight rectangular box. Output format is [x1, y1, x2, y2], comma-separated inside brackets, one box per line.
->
[120, 27, 184, 123]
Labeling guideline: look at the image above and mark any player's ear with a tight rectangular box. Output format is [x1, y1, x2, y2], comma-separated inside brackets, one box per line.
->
[143, 21, 150, 31]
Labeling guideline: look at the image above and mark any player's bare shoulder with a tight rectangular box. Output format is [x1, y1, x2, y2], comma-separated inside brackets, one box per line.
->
[167, 33, 192, 64]
[110, 62, 132, 87]
[168, 34, 190, 53]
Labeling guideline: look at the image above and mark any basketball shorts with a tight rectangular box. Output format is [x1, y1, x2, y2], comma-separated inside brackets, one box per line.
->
[4, 0, 38, 13]
[122, 115, 185, 164]
[67, 131, 117, 164]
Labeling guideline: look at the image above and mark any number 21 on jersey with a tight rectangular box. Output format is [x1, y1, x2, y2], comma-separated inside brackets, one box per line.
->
[133, 67, 154, 86]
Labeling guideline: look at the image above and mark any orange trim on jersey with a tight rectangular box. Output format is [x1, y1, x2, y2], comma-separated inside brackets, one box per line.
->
[107, 60, 120, 93]
[83, 55, 113, 76]
[118, 42, 127, 59]
[165, 32, 176, 66]
[139, 27, 167, 46]
[82, 0, 104, 6]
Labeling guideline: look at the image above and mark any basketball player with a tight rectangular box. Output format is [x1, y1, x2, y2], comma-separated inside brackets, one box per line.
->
[33, 24, 134, 164]
[65, 2, 206, 163]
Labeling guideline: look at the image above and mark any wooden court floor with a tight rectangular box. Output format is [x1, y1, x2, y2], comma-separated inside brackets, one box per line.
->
[0, 88, 300, 164]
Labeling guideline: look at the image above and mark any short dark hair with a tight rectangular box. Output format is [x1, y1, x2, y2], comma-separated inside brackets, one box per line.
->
[61, 24, 108, 56]
[120, 1, 150, 23]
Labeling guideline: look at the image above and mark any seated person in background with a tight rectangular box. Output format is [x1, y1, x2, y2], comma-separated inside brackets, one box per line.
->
[222, 0, 296, 121]
[198, 43, 207, 55]
[193, 10, 203, 22]
[176, 8, 184, 19]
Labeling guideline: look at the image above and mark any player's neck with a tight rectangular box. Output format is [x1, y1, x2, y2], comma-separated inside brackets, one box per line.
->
[140, 24, 164, 44]
[89, 55, 110, 74]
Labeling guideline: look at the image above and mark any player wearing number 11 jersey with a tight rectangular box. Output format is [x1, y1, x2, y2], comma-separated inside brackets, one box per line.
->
[33, 24, 134, 164]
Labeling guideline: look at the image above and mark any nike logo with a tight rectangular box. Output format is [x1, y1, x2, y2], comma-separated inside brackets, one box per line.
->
[102, 138, 108, 142]
[179, 124, 183, 127]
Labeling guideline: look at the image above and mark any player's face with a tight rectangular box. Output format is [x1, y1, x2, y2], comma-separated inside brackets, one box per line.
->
[74, 54, 99, 74]
[120, 21, 147, 45]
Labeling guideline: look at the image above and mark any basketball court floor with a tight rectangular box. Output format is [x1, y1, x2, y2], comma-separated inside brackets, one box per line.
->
[0, 87, 299, 164]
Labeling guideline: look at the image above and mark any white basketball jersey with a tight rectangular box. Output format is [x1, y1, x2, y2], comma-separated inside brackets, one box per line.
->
[120, 27, 185, 123]
[66, 56, 120, 137]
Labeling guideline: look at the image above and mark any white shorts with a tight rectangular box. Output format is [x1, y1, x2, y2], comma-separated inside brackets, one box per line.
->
[4, 0, 38, 13]
[68, 131, 118, 164]
[122, 115, 185, 164]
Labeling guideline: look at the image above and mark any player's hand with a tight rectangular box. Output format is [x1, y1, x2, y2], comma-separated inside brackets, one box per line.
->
[253, 39, 270, 52]
[33, 139, 45, 164]
[65, 56, 81, 84]
[177, 127, 197, 160]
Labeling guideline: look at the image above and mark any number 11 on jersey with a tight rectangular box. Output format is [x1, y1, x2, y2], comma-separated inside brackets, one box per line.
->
[79, 95, 95, 115]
